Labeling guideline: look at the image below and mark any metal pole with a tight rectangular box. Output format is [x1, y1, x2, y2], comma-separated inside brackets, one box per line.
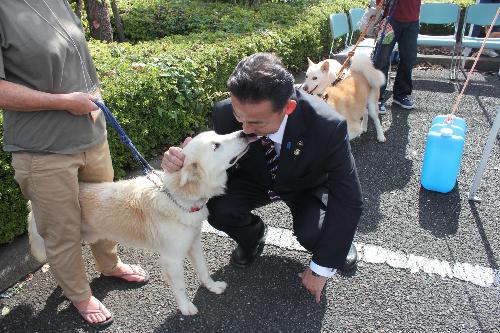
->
[468, 106, 500, 201]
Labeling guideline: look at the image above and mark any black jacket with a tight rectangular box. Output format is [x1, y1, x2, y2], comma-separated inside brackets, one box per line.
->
[212, 89, 363, 269]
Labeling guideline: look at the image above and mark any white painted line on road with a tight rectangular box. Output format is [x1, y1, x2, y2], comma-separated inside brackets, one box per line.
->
[202, 221, 500, 288]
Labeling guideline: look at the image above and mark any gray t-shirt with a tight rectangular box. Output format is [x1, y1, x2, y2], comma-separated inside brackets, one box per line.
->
[0, 0, 106, 154]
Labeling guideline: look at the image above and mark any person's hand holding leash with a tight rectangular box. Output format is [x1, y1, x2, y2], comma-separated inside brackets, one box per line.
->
[298, 267, 328, 303]
[62, 92, 99, 116]
[161, 137, 192, 173]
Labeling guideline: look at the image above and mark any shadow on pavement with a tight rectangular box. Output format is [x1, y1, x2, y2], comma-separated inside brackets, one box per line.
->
[454, 76, 499, 98]
[418, 187, 460, 238]
[154, 255, 327, 333]
[351, 109, 412, 234]
[0, 274, 150, 333]
[413, 79, 456, 94]
[0, 286, 89, 333]
[469, 202, 499, 271]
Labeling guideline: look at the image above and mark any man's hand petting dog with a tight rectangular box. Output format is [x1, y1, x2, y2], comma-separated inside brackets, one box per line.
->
[161, 137, 191, 173]
[298, 267, 327, 303]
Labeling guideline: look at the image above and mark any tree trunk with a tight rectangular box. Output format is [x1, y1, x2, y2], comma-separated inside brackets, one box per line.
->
[248, 0, 260, 8]
[110, 0, 125, 42]
[84, 0, 113, 42]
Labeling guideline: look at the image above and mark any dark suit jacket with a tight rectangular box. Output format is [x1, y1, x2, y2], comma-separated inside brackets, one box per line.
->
[211, 89, 363, 269]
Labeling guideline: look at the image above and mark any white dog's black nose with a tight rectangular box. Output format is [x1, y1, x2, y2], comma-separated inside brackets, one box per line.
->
[240, 131, 258, 143]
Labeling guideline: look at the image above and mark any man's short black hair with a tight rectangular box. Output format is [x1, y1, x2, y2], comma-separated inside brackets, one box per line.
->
[227, 52, 295, 112]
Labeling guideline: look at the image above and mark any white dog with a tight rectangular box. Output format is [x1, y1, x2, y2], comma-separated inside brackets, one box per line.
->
[301, 58, 346, 96]
[28, 130, 255, 315]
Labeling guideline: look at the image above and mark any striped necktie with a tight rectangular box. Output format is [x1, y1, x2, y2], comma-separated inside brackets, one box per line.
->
[261, 136, 280, 200]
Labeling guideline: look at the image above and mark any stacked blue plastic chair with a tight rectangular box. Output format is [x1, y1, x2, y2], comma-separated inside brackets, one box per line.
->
[417, 3, 461, 79]
[458, 3, 500, 73]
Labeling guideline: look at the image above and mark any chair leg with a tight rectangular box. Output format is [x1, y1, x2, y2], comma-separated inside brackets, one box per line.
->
[456, 42, 467, 80]
[449, 46, 457, 80]
[387, 61, 393, 88]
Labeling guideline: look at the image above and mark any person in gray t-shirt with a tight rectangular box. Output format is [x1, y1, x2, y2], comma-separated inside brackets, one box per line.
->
[0, 1, 148, 327]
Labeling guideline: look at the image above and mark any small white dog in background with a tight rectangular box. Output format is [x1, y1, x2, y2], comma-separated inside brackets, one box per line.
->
[301, 55, 386, 142]
[28, 130, 255, 316]
[301, 58, 347, 96]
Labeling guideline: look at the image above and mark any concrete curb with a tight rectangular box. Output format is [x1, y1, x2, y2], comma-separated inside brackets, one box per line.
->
[0, 234, 42, 292]
[333, 53, 500, 72]
[417, 53, 500, 71]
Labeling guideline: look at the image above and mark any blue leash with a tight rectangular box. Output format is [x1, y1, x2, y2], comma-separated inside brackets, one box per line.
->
[94, 101, 205, 211]
[94, 101, 161, 183]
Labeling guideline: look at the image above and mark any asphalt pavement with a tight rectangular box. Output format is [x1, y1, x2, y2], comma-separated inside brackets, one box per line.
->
[1, 66, 499, 333]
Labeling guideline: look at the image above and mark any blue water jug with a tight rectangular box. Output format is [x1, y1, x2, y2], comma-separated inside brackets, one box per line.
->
[420, 115, 467, 193]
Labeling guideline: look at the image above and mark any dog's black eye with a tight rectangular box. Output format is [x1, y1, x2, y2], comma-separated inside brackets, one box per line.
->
[213, 142, 221, 151]
[312, 76, 317, 80]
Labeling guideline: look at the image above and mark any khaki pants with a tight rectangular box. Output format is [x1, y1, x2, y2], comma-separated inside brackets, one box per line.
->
[11, 139, 121, 302]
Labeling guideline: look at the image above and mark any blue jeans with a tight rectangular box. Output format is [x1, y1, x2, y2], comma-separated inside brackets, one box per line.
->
[373, 19, 419, 101]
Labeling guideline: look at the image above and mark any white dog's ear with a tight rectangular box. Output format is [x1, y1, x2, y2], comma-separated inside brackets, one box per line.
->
[320, 60, 330, 73]
[179, 162, 201, 187]
[307, 57, 315, 67]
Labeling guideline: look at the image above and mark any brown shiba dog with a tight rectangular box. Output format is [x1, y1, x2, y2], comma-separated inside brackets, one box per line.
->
[302, 55, 386, 142]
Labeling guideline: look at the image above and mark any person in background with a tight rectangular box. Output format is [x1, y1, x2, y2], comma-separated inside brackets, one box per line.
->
[373, 0, 421, 114]
[462, 0, 500, 60]
[0, 1, 148, 327]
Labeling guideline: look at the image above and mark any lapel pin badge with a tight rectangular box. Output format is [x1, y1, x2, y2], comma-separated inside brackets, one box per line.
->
[297, 140, 304, 147]
[294, 148, 301, 156]
[286, 141, 292, 150]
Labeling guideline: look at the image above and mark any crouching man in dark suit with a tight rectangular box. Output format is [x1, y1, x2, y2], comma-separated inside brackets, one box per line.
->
[162, 52, 362, 302]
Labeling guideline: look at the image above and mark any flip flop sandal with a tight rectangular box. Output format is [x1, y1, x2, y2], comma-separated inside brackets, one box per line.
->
[76, 302, 114, 328]
[103, 264, 150, 285]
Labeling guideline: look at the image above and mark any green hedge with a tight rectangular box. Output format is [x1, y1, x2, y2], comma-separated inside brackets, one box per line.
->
[117, 0, 313, 42]
[0, 121, 28, 244]
[117, 0, 475, 42]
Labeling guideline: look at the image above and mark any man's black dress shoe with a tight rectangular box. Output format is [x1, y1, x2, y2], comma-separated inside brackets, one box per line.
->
[341, 243, 358, 272]
[231, 225, 268, 268]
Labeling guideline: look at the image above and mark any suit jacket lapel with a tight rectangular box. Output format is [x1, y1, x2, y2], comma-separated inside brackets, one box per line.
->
[275, 100, 306, 186]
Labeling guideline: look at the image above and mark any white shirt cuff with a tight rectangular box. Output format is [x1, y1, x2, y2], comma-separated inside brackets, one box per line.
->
[309, 260, 337, 278]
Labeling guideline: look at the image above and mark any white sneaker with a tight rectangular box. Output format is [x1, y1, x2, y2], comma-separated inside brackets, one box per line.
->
[484, 49, 498, 58]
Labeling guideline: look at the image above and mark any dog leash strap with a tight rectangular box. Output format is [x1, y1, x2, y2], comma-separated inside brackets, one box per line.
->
[94, 101, 155, 176]
[448, 6, 500, 122]
[332, 0, 385, 86]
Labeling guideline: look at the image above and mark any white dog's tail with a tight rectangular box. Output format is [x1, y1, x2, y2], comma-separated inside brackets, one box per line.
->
[350, 55, 385, 89]
[27, 202, 47, 263]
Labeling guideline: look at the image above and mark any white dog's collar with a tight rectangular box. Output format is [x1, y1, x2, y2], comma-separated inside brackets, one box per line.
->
[161, 188, 207, 213]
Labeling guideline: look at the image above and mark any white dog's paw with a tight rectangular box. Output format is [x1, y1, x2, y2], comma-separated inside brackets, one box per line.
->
[206, 280, 227, 294]
[362, 127, 368, 133]
[178, 301, 198, 316]
[377, 135, 386, 142]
